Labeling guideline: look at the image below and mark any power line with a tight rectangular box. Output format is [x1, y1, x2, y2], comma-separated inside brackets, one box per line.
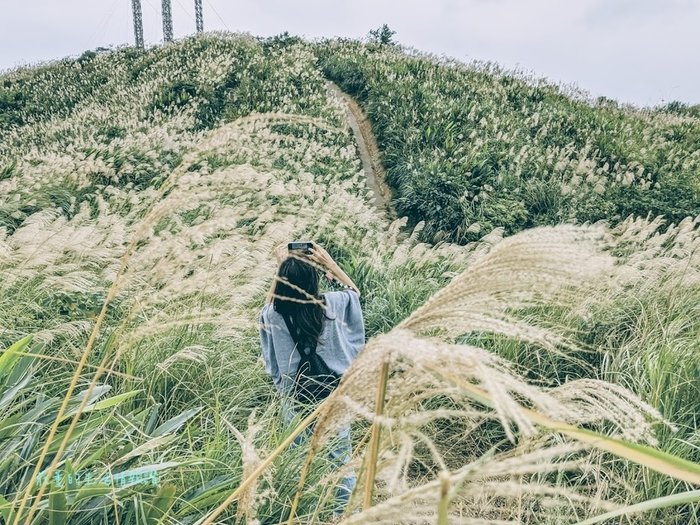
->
[204, 0, 228, 30]
[143, 0, 161, 16]
[84, 0, 120, 51]
[173, 0, 192, 17]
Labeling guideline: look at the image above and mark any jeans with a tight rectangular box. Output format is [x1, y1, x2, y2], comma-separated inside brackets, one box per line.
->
[282, 398, 357, 515]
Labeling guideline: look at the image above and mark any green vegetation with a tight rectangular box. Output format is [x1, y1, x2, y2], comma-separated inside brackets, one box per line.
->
[317, 40, 700, 244]
[0, 33, 698, 524]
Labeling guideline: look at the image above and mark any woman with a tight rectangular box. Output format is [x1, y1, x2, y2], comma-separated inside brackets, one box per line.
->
[258, 241, 365, 517]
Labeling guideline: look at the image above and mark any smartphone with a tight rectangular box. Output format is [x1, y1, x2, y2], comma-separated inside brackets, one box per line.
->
[288, 241, 313, 254]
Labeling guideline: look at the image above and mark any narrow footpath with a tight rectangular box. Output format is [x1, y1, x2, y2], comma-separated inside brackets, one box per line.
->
[327, 81, 395, 219]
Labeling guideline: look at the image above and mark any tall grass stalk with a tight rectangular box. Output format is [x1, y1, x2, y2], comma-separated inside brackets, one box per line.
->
[363, 359, 390, 510]
[437, 470, 450, 525]
[198, 402, 324, 525]
[287, 435, 321, 525]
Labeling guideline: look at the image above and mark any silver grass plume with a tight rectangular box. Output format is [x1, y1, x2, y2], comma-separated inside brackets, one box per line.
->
[305, 224, 665, 522]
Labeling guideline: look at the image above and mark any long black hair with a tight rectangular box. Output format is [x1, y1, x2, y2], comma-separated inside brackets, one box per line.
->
[273, 257, 331, 350]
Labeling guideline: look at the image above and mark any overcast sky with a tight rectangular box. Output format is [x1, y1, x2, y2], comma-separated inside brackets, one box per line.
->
[1, 0, 698, 108]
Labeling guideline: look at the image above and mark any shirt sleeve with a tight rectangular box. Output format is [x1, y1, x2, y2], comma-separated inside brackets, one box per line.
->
[342, 289, 365, 357]
[259, 305, 281, 389]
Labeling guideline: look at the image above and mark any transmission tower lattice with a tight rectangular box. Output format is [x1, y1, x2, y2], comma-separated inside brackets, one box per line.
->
[162, 0, 174, 42]
[131, 0, 144, 49]
[194, 0, 204, 33]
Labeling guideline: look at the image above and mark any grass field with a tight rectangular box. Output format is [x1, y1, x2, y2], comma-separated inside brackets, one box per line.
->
[317, 39, 700, 245]
[0, 33, 698, 524]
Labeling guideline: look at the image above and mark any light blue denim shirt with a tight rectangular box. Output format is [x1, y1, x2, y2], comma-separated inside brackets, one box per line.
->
[259, 290, 365, 395]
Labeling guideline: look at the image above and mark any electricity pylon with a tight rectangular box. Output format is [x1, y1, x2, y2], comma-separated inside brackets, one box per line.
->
[131, 0, 144, 49]
[195, 0, 204, 33]
[162, 0, 174, 42]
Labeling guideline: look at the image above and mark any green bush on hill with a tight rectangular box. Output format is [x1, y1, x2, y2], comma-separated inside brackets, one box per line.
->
[317, 40, 700, 244]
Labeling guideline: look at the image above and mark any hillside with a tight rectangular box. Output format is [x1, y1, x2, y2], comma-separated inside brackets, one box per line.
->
[318, 39, 700, 244]
[0, 34, 698, 524]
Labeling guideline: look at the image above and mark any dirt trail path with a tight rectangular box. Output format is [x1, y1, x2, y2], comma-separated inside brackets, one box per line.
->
[327, 81, 395, 219]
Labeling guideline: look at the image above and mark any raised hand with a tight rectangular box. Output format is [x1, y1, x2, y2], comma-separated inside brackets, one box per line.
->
[308, 242, 361, 296]
[307, 242, 335, 270]
[274, 243, 288, 264]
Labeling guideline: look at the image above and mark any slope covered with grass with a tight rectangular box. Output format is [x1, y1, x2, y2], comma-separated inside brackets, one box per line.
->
[0, 33, 698, 524]
[318, 40, 700, 244]
[316, 39, 700, 523]
[0, 34, 474, 522]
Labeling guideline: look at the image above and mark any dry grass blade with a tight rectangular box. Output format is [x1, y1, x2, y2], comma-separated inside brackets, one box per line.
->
[364, 360, 390, 509]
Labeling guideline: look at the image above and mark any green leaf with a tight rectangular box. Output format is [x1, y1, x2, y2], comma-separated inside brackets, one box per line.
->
[0, 371, 33, 412]
[48, 481, 67, 525]
[146, 483, 177, 525]
[83, 389, 142, 413]
[552, 427, 700, 486]
[117, 461, 180, 488]
[0, 335, 33, 376]
[144, 404, 162, 435]
[175, 475, 238, 516]
[64, 460, 77, 490]
[110, 435, 178, 467]
[0, 494, 16, 523]
[152, 406, 203, 437]
[72, 484, 113, 505]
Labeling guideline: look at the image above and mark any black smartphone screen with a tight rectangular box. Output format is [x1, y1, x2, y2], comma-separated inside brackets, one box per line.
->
[288, 241, 313, 252]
